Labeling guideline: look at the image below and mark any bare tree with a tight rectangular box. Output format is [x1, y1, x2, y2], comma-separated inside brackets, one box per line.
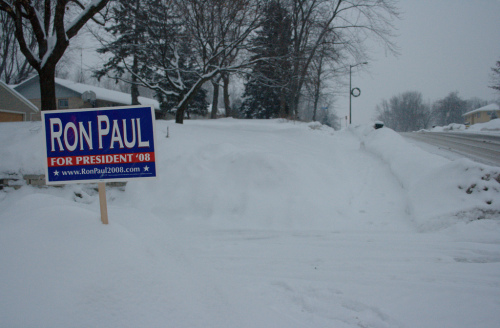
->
[0, 0, 111, 110]
[466, 97, 488, 112]
[285, 0, 399, 118]
[0, 9, 37, 84]
[375, 91, 431, 132]
[432, 92, 468, 126]
[304, 34, 344, 122]
[97, 0, 263, 123]
[176, 0, 262, 122]
[490, 59, 500, 93]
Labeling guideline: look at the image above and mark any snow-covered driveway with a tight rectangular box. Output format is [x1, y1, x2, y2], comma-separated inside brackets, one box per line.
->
[1, 119, 499, 327]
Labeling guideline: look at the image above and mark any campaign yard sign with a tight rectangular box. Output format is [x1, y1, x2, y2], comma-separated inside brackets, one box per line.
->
[42, 105, 157, 185]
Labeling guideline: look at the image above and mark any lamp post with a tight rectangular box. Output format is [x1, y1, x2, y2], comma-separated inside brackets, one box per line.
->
[349, 62, 368, 124]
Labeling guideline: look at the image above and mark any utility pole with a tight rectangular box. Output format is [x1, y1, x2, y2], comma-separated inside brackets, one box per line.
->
[349, 62, 368, 124]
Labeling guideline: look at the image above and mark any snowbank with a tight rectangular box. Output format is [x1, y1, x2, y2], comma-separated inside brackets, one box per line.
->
[352, 123, 500, 230]
[425, 119, 500, 134]
[429, 123, 467, 132]
[467, 118, 500, 133]
[2, 119, 498, 231]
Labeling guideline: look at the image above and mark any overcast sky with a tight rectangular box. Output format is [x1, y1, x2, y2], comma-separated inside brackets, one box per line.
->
[337, 0, 500, 125]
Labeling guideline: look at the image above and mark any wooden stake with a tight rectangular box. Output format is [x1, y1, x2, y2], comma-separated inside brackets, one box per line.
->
[98, 182, 109, 224]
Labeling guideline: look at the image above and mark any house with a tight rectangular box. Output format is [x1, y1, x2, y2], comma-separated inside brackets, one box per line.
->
[462, 103, 500, 125]
[13, 76, 160, 114]
[0, 80, 40, 122]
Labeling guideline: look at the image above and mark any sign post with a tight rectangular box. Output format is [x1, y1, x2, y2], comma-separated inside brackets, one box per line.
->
[98, 183, 109, 224]
[41, 105, 157, 224]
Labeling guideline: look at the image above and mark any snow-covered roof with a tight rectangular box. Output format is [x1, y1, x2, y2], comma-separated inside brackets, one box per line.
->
[53, 78, 160, 110]
[0, 80, 40, 113]
[462, 103, 499, 116]
[15, 76, 160, 110]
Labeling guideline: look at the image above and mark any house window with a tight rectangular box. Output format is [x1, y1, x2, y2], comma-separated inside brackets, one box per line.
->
[58, 98, 69, 109]
[476, 112, 481, 118]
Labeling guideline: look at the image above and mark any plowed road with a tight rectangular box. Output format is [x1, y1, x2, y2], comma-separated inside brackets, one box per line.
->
[401, 132, 500, 167]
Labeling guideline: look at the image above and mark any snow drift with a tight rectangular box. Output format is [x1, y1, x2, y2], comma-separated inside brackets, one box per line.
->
[352, 124, 500, 230]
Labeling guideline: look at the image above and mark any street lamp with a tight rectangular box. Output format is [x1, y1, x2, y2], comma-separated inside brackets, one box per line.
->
[349, 62, 368, 124]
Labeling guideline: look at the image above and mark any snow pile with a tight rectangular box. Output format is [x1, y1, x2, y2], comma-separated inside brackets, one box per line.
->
[425, 119, 500, 134]
[307, 121, 323, 130]
[428, 123, 467, 132]
[353, 124, 500, 230]
[442, 123, 467, 131]
[123, 119, 342, 230]
[0, 121, 45, 177]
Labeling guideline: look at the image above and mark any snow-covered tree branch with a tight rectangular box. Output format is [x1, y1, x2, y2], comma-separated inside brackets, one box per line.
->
[0, 0, 111, 110]
[95, 0, 263, 123]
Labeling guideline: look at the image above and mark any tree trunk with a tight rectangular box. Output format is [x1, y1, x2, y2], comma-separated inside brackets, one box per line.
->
[131, 82, 140, 105]
[312, 93, 319, 122]
[210, 80, 220, 119]
[312, 77, 321, 122]
[288, 75, 301, 119]
[222, 73, 231, 117]
[131, 0, 141, 106]
[131, 54, 140, 105]
[39, 68, 57, 110]
[175, 104, 184, 124]
[175, 74, 216, 124]
[279, 88, 288, 118]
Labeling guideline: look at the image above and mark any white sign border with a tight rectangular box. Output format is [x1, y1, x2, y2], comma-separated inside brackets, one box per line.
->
[41, 105, 158, 185]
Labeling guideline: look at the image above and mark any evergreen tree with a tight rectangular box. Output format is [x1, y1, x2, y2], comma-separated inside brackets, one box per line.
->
[241, 0, 292, 119]
[94, 0, 149, 105]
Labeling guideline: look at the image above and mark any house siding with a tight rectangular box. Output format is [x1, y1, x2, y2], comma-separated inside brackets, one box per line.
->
[463, 104, 500, 125]
[0, 81, 39, 121]
[464, 110, 500, 125]
[16, 80, 86, 110]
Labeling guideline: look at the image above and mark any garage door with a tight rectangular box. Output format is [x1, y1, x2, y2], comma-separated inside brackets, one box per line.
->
[0, 111, 24, 122]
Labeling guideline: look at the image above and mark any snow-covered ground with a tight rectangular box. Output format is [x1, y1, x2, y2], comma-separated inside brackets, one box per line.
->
[1, 119, 499, 328]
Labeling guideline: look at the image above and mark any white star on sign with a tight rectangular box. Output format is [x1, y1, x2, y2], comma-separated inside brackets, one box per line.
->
[54, 170, 59, 176]
[143, 165, 149, 172]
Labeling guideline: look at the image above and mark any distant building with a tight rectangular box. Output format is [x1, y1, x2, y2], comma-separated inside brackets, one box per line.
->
[13, 76, 160, 114]
[0, 80, 40, 122]
[462, 103, 500, 125]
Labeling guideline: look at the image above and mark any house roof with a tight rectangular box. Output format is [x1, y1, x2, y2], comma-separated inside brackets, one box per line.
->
[463, 103, 500, 116]
[0, 79, 40, 113]
[15, 76, 160, 110]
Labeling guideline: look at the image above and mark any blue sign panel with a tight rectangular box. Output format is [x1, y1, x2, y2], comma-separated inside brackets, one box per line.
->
[41, 106, 157, 185]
